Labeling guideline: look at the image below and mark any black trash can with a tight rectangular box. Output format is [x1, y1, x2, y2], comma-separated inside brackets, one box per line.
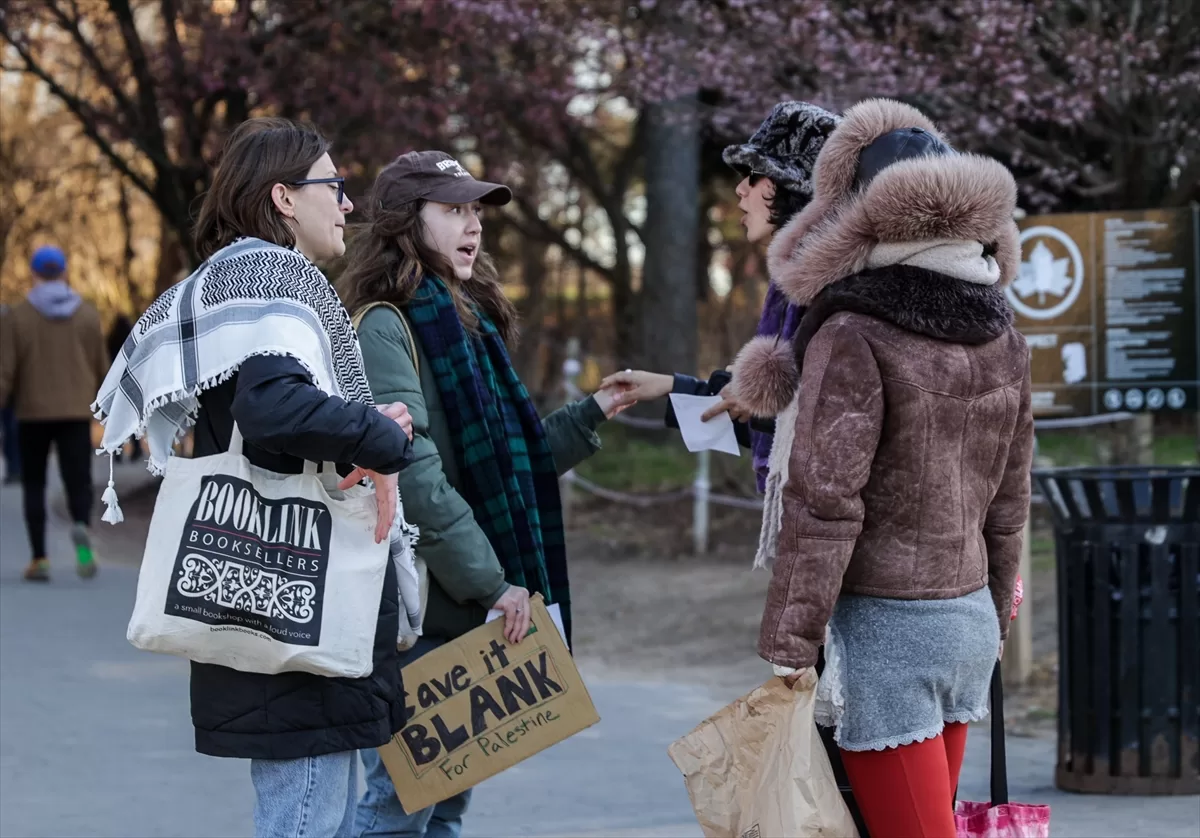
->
[1033, 466, 1199, 795]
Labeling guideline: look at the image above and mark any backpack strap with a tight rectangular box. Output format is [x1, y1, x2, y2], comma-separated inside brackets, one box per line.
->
[351, 301, 420, 378]
[352, 300, 430, 649]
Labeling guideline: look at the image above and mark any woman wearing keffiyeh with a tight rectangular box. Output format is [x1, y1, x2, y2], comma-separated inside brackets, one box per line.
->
[92, 118, 417, 838]
[337, 150, 636, 837]
[601, 101, 842, 492]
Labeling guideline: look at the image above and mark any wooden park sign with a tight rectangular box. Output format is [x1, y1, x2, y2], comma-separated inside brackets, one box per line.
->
[1011, 206, 1199, 417]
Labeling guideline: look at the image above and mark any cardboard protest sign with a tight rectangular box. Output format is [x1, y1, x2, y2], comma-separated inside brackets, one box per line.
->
[377, 594, 599, 811]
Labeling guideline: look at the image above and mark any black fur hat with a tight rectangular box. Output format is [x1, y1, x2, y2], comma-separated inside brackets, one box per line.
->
[722, 102, 841, 199]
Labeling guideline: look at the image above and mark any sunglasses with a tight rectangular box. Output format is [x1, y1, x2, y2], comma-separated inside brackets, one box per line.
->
[290, 176, 346, 204]
[748, 170, 770, 186]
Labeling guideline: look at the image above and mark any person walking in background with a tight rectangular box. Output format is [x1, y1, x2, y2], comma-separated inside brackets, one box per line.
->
[104, 314, 142, 462]
[733, 99, 1033, 838]
[0, 246, 107, 581]
[0, 303, 20, 484]
[337, 150, 634, 838]
[600, 101, 841, 489]
[92, 117, 417, 838]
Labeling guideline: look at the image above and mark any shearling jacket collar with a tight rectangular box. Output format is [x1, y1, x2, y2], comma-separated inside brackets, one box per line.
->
[792, 266, 1014, 362]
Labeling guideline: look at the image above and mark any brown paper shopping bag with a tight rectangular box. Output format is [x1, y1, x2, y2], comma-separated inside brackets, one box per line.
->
[668, 678, 858, 838]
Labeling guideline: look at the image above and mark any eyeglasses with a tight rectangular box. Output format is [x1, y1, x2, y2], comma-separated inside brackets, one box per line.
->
[290, 176, 346, 204]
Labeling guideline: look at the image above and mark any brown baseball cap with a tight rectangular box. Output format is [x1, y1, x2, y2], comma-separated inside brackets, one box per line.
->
[377, 150, 512, 207]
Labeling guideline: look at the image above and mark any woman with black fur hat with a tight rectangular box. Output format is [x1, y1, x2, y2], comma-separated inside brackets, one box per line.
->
[602, 101, 840, 491]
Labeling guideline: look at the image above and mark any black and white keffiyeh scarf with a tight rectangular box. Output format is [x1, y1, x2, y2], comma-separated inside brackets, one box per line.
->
[93, 237, 375, 510]
[95, 237, 424, 637]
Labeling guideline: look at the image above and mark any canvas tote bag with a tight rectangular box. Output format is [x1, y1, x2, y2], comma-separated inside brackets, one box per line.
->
[126, 422, 389, 678]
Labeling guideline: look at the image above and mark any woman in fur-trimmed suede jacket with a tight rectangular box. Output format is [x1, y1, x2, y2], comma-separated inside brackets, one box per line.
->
[729, 99, 1034, 838]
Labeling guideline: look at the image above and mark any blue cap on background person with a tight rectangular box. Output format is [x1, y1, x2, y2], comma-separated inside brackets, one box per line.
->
[30, 246, 67, 280]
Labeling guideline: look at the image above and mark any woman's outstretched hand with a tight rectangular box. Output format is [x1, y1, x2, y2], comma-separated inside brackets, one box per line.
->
[337, 468, 398, 543]
[599, 369, 674, 404]
[592, 383, 636, 419]
[598, 368, 754, 423]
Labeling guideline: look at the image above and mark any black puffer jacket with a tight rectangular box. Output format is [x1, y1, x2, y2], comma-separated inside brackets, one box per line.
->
[188, 354, 413, 759]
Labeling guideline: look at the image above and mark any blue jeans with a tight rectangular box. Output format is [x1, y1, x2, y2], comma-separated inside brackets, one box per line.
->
[356, 749, 471, 838]
[251, 751, 359, 838]
[355, 637, 472, 838]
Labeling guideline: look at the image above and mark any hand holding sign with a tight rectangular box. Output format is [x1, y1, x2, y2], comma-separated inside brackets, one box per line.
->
[491, 585, 532, 644]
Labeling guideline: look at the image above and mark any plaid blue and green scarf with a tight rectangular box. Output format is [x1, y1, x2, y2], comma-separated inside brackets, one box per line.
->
[405, 275, 571, 641]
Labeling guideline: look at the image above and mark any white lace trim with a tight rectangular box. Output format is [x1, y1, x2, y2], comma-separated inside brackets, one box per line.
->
[838, 720, 953, 752]
[835, 704, 991, 752]
[814, 621, 846, 729]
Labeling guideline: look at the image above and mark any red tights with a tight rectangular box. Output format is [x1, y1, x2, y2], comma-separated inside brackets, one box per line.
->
[840, 722, 968, 838]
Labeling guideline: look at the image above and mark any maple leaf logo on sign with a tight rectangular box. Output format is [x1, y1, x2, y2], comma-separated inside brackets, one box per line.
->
[1007, 225, 1085, 320]
[1015, 241, 1072, 302]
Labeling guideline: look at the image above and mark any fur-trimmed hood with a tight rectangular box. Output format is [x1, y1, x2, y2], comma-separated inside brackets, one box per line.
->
[765, 98, 1020, 306]
[770, 153, 1021, 306]
[766, 98, 946, 284]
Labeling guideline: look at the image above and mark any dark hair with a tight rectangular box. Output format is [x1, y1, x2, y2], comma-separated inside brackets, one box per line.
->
[337, 172, 518, 345]
[767, 182, 811, 229]
[194, 118, 331, 260]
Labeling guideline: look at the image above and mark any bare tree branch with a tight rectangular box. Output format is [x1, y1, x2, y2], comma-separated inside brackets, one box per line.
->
[107, 0, 170, 173]
[0, 24, 156, 200]
[159, 0, 203, 164]
[46, 0, 141, 132]
[508, 196, 616, 283]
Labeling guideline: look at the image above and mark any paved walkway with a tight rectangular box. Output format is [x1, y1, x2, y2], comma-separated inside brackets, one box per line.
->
[1, 464, 1195, 837]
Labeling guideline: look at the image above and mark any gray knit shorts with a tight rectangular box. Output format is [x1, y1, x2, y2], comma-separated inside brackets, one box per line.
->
[818, 586, 1000, 752]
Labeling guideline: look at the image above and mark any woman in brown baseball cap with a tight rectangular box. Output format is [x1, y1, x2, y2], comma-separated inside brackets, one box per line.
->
[338, 151, 634, 836]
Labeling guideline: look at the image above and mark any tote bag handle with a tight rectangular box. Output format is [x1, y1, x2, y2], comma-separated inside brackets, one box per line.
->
[990, 662, 1009, 806]
[228, 422, 337, 477]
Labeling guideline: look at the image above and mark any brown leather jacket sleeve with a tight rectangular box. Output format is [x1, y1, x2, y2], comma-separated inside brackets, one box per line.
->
[983, 364, 1034, 640]
[758, 322, 884, 669]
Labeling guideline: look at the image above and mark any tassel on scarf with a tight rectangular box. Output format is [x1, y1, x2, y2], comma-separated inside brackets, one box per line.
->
[100, 453, 124, 524]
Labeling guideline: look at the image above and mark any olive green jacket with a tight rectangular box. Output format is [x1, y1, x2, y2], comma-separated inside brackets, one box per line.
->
[357, 305, 604, 640]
